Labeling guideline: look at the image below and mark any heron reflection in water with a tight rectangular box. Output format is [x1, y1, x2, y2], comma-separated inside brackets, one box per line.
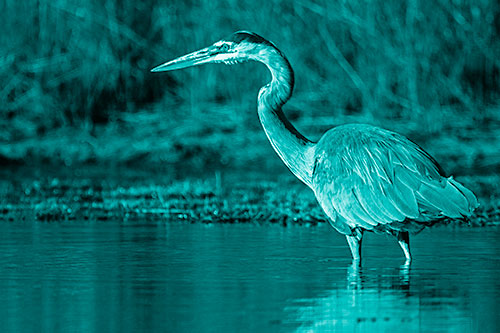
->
[286, 262, 470, 331]
[152, 31, 478, 262]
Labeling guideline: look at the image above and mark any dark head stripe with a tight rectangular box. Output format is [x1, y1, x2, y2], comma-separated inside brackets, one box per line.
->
[226, 31, 275, 48]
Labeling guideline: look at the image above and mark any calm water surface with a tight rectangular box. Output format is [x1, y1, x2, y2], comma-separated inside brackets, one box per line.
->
[0, 221, 499, 332]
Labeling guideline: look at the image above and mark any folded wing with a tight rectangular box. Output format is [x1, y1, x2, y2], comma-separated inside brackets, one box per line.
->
[313, 126, 478, 231]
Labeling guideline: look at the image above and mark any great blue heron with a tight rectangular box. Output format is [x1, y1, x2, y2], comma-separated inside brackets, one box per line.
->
[152, 31, 478, 262]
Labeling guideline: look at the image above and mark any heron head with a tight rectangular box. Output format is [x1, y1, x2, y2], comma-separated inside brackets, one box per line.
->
[151, 31, 277, 72]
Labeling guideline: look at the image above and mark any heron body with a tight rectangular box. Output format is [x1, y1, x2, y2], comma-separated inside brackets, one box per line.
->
[152, 31, 478, 262]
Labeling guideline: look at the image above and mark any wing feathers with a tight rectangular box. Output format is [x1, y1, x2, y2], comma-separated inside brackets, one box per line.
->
[387, 174, 420, 218]
[416, 181, 463, 217]
[313, 125, 478, 232]
[448, 177, 478, 212]
[354, 186, 394, 224]
[332, 186, 378, 228]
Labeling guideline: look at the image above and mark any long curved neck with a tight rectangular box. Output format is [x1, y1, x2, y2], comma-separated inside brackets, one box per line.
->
[256, 47, 315, 188]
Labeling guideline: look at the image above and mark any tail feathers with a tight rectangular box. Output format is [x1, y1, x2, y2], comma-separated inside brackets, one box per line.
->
[416, 177, 478, 218]
[448, 177, 479, 213]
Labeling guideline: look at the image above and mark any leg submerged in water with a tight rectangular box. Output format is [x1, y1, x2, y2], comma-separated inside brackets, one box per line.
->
[397, 231, 412, 262]
[346, 228, 364, 261]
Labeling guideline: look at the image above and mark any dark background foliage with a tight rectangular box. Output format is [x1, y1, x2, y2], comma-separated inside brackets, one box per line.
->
[1, 0, 499, 174]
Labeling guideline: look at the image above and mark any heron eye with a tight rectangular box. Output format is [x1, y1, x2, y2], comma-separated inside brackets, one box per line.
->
[219, 43, 230, 52]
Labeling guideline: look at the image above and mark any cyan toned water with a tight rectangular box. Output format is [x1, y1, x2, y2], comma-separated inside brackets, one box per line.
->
[0, 221, 498, 332]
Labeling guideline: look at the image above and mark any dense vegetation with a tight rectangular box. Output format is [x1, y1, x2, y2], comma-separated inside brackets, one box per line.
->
[1, 168, 499, 226]
[1, 0, 499, 174]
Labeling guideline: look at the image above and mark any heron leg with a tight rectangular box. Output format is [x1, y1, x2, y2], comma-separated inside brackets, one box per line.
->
[346, 228, 363, 261]
[397, 231, 412, 262]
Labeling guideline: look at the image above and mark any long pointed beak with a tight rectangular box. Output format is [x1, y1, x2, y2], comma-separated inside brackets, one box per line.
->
[151, 47, 213, 72]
